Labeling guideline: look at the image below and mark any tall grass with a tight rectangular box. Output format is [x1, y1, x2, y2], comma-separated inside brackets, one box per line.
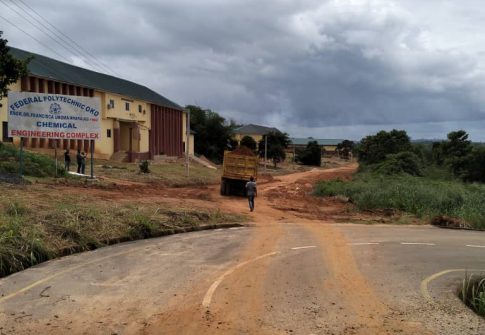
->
[0, 143, 65, 177]
[314, 173, 485, 229]
[0, 200, 245, 278]
[459, 273, 485, 317]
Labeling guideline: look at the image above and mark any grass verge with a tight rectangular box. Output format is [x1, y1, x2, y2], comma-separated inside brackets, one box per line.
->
[459, 273, 485, 317]
[314, 173, 485, 230]
[0, 197, 245, 278]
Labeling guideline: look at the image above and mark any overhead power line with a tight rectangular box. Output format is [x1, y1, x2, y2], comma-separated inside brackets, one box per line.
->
[0, 0, 122, 78]
[0, 13, 71, 63]
[15, 0, 122, 77]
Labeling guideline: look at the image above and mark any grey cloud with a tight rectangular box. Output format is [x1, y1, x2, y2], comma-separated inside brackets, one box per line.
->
[3, 0, 485, 140]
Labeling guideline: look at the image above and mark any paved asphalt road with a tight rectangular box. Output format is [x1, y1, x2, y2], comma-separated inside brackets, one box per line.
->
[0, 223, 484, 335]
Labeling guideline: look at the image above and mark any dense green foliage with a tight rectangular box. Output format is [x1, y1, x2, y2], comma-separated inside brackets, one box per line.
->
[0, 32, 30, 107]
[240, 135, 257, 151]
[337, 140, 354, 159]
[430, 130, 485, 182]
[366, 151, 422, 176]
[0, 143, 65, 177]
[296, 140, 322, 166]
[357, 129, 411, 164]
[314, 173, 485, 229]
[258, 131, 290, 167]
[460, 273, 485, 317]
[186, 105, 236, 163]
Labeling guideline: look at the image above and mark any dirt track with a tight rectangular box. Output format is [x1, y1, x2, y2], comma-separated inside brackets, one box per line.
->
[139, 164, 432, 334]
[1, 163, 483, 334]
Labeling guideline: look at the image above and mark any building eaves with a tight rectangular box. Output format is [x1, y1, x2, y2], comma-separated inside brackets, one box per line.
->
[9, 47, 183, 111]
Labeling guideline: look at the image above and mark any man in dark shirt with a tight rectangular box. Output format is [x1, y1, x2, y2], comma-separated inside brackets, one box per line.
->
[76, 149, 83, 174]
[245, 176, 257, 212]
[64, 149, 71, 172]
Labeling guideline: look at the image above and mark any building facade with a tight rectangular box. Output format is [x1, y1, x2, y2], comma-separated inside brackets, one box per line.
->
[232, 124, 281, 151]
[0, 48, 186, 161]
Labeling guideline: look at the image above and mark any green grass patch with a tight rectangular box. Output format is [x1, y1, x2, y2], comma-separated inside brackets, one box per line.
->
[96, 160, 220, 187]
[314, 173, 485, 230]
[0, 194, 246, 278]
[459, 273, 485, 317]
[0, 143, 65, 178]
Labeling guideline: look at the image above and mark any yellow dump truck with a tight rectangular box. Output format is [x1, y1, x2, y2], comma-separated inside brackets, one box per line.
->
[220, 150, 258, 196]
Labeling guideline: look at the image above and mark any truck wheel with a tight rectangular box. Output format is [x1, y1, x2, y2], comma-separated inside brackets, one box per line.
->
[220, 180, 226, 195]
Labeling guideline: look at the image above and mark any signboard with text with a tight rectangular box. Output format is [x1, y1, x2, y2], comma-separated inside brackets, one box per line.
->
[7, 92, 101, 140]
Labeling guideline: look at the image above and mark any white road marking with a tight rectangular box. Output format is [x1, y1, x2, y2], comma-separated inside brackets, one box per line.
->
[290, 246, 317, 250]
[202, 251, 278, 308]
[348, 242, 380, 246]
[401, 242, 435, 246]
[229, 227, 244, 230]
[466, 245, 485, 248]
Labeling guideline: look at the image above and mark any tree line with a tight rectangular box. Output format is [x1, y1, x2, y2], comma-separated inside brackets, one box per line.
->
[356, 129, 485, 183]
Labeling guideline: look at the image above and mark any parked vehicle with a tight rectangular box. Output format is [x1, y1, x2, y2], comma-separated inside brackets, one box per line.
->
[220, 149, 258, 196]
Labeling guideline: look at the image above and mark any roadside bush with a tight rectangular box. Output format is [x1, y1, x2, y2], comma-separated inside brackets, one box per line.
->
[139, 160, 150, 173]
[314, 173, 485, 230]
[459, 273, 485, 317]
[371, 151, 422, 176]
[357, 129, 411, 164]
[296, 140, 321, 166]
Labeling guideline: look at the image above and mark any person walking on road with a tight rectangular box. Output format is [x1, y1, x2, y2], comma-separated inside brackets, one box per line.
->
[64, 149, 71, 172]
[245, 176, 257, 212]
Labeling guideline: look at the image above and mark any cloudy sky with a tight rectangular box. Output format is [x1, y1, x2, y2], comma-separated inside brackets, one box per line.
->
[2, 0, 485, 141]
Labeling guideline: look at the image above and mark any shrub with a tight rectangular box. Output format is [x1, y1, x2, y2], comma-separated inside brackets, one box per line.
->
[296, 140, 322, 166]
[372, 151, 422, 176]
[459, 273, 485, 317]
[139, 160, 150, 173]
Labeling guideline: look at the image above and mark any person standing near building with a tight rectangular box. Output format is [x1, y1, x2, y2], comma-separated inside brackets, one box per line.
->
[245, 176, 257, 212]
[76, 149, 83, 174]
[80, 151, 87, 174]
[64, 149, 71, 172]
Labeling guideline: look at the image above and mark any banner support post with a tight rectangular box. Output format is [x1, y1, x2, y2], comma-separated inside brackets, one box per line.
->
[19, 137, 24, 178]
[54, 140, 58, 178]
[90, 140, 94, 179]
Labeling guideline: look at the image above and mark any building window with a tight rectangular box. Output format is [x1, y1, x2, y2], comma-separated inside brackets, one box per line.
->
[2, 122, 12, 142]
[109, 99, 114, 108]
[125, 102, 130, 111]
[107, 129, 112, 138]
[138, 105, 142, 113]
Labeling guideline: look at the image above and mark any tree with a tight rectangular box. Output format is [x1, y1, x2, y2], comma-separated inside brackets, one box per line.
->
[296, 140, 322, 166]
[441, 130, 472, 176]
[186, 105, 236, 163]
[337, 140, 354, 160]
[240, 135, 257, 151]
[258, 131, 290, 168]
[0, 32, 30, 107]
[357, 129, 411, 164]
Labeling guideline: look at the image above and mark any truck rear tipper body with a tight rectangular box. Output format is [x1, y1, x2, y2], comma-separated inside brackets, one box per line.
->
[220, 150, 258, 196]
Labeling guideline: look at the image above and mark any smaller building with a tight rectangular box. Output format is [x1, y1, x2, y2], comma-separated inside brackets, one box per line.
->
[287, 137, 344, 158]
[233, 124, 281, 150]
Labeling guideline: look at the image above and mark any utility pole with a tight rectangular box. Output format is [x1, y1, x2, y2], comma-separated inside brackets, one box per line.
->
[185, 108, 190, 177]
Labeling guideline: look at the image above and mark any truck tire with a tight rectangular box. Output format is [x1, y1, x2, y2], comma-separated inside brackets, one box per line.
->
[220, 180, 226, 195]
